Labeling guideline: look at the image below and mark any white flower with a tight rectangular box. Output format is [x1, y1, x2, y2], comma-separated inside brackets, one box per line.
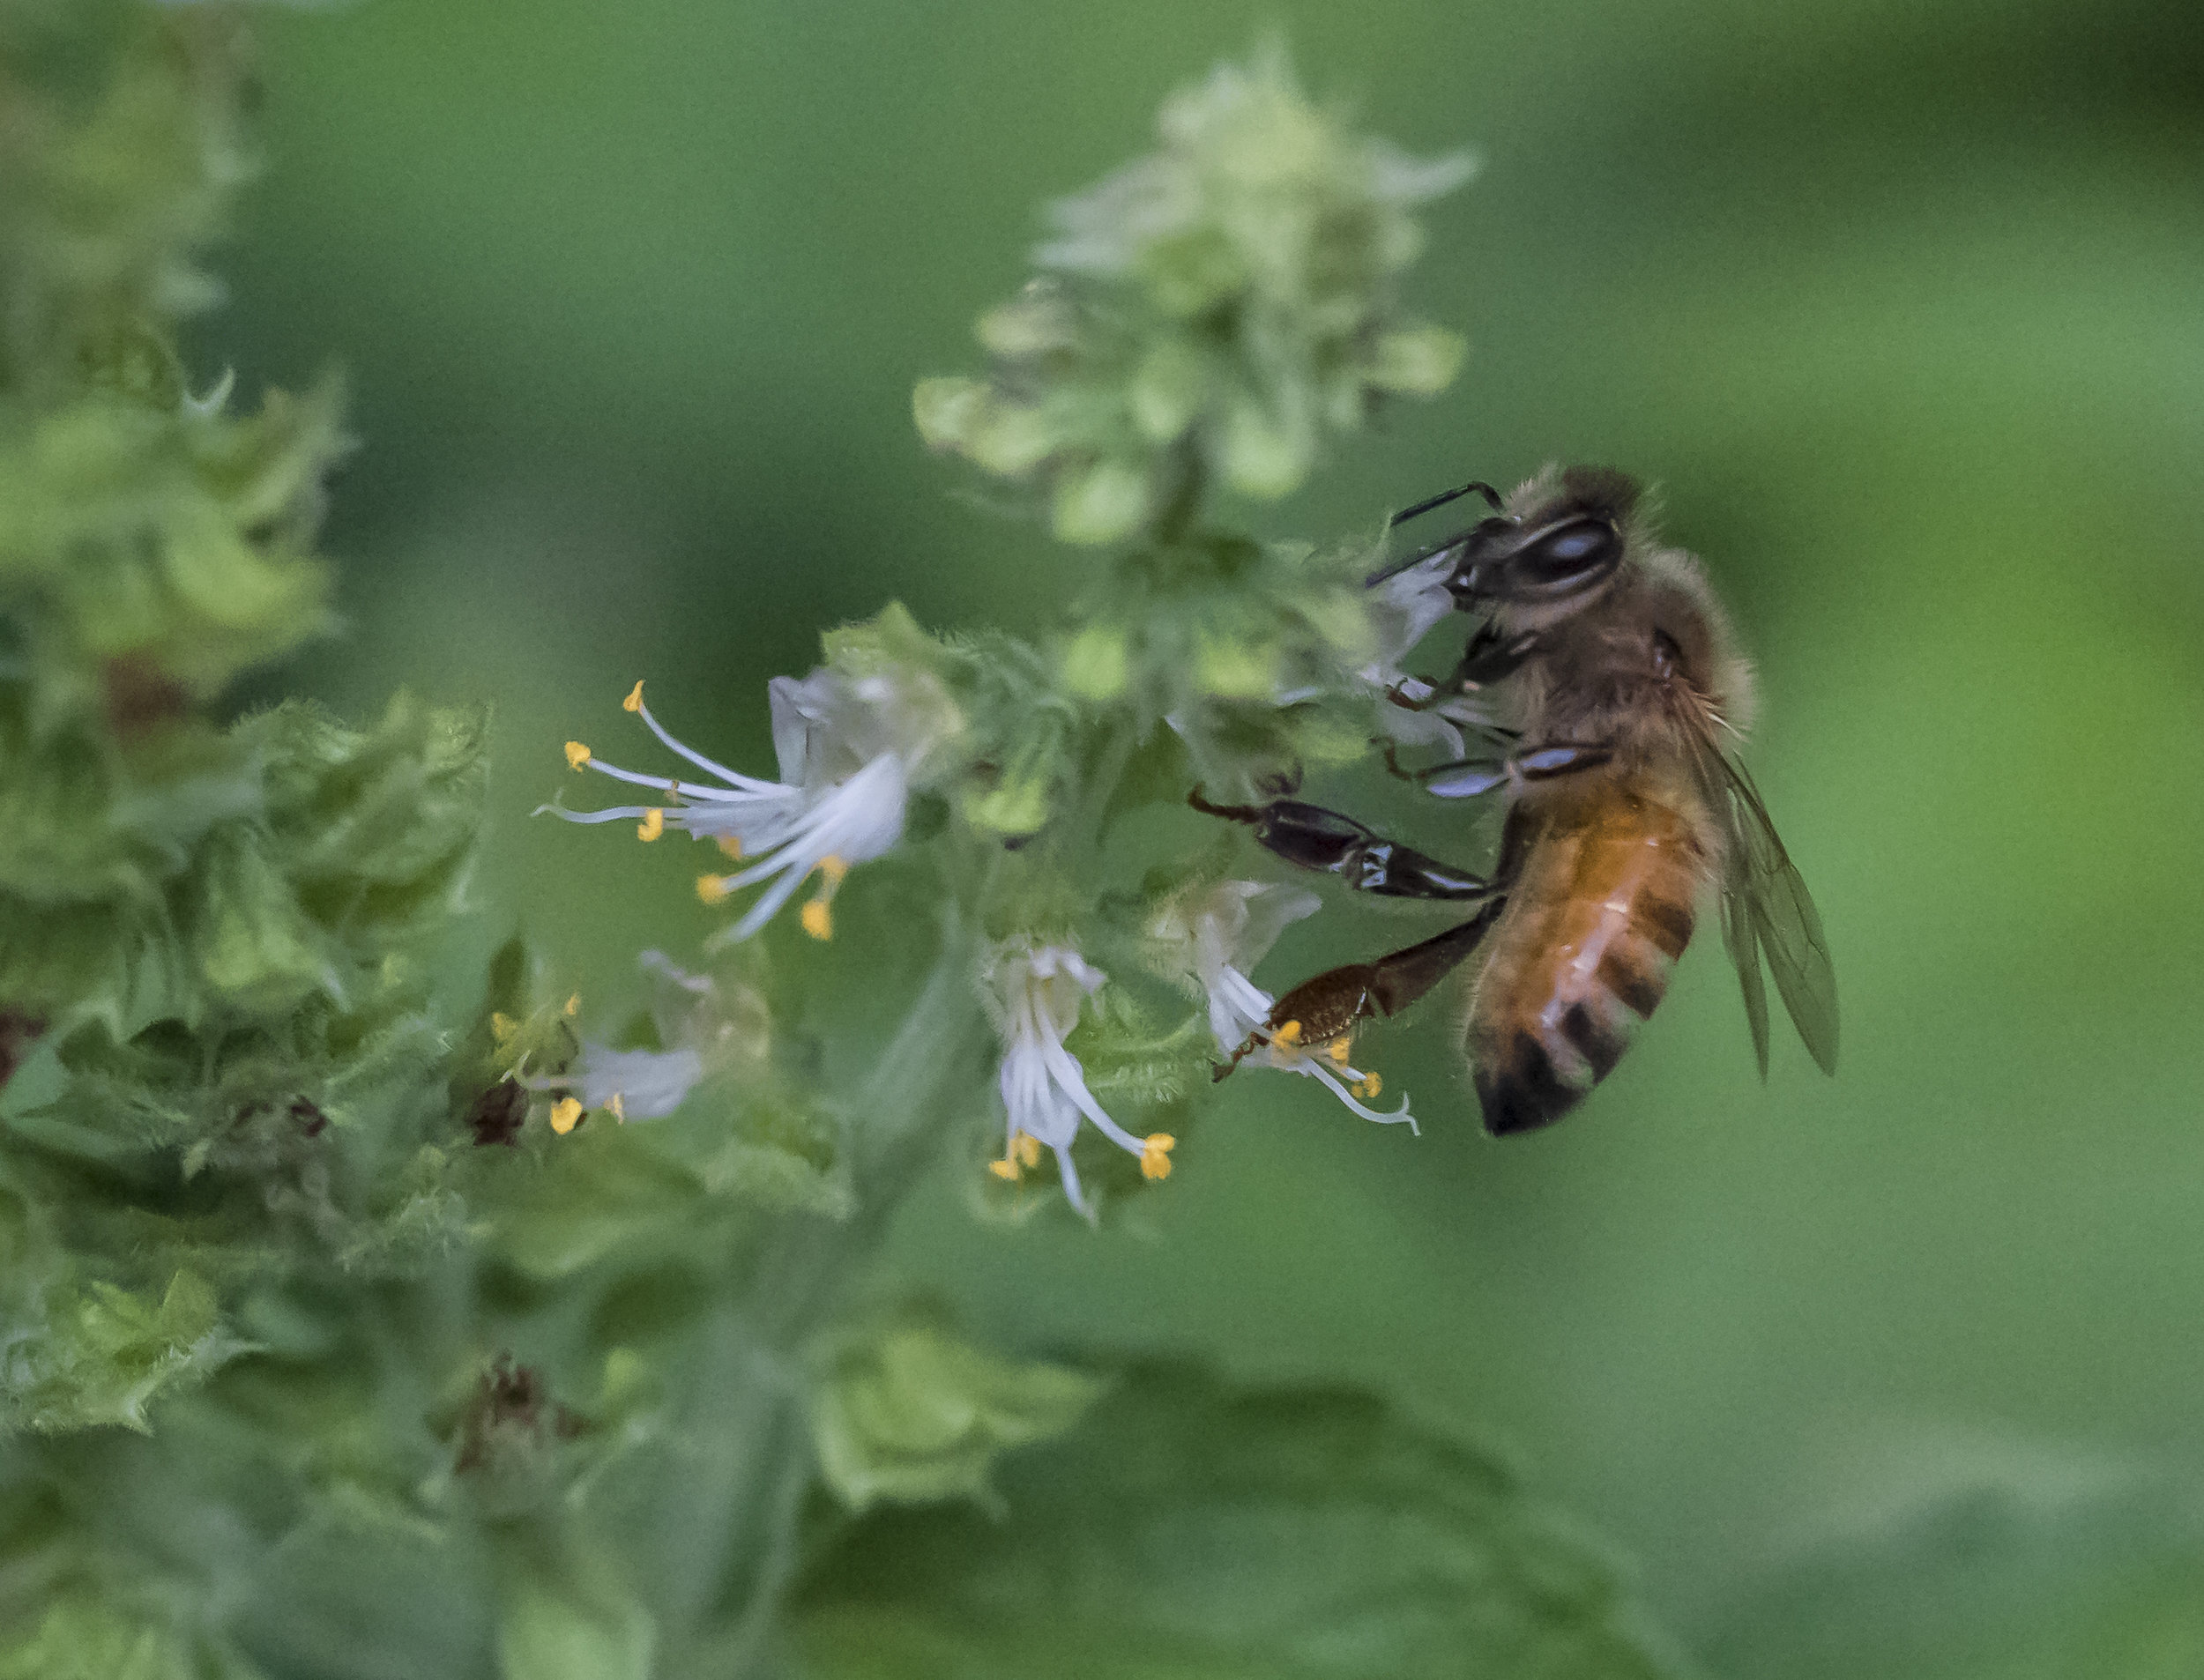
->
[525, 951, 766, 1130]
[546, 668, 958, 944]
[1150, 881, 1418, 1134]
[1239, 1017, 1418, 1134]
[1360, 547, 1498, 756]
[570, 1044, 705, 1122]
[979, 942, 1173, 1219]
[1145, 879, 1320, 1054]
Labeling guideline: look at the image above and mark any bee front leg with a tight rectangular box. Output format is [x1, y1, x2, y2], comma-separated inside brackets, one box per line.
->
[1188, 790, 1494, 900]
[1387, 621, 1542, 711]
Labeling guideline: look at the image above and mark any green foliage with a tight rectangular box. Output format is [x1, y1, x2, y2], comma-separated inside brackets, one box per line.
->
[0, 0, 255, 391]
[809, 1307, 1105, 1511]
[0, 1590, 265, 1680]
[794, 1363, 1688, 1680]
[0, 1269, 246, 1434]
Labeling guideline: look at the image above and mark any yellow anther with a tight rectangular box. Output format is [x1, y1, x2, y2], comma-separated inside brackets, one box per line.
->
[799, 854, 849, 940]
[697, 874, 730, 905]
[564, 993, 580, 1016]
[1271, 1019, 1303, 1048]
[637, 807, 665, 843]
[1012, 1131, 1042, 1169]
[1357, 1072, 1383, 1099]
[549, 1096, 583, 1134]
[716, 835, 743, 860]
[987, 1156, 1023, 1182]
[607, 1093, 626, 1122]
[622, 680, 645, 713]
[564, 740, 591, 770]
[489, 1012, 517, 1043]
[1140, 1133, 1176, 1181]
[1327, 1037, 1352, 1067]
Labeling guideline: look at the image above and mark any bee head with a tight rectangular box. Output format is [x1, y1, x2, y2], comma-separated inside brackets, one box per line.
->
[1369, 465, 1641, 609]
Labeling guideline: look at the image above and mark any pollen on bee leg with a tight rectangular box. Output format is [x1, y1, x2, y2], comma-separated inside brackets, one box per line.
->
[1140, 1133, 1176, 1181]
[549, 1096, 583, 1135]
[622, 680, 644, 713]
[697, 874, 731, 905]
[1326, 1037, 1352, 1066]
[563, 741, 591, 770]
[1270, 1020, 1303, 1049]
[637, 807, 665, 843]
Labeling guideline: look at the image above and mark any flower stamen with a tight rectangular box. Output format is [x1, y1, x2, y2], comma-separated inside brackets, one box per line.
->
[549, 1096, 584, 1134]
[564, 740, 591, 770]
[637, 807, 665, 843]
[800, 853, 850, 941]
[1140, 1133, 1176, 1180]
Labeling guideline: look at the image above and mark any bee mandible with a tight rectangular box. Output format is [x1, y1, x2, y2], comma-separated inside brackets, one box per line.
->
[1195, 465, 1838, 1134]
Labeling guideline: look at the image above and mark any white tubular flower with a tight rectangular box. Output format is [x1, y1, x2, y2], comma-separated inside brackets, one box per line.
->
[1240, 1017, 1418, 1134]
[1360, 547, 1498, 755]
[526, 952, 766, 1132]
[547, 666, 959, 945]
[1145, 879, 1320, 1054]
[570, 1044, 704, 1122]
[980, 942, 1173, 1219]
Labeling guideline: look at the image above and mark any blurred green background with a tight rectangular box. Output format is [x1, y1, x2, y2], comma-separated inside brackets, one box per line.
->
[209, 0, 2202, 1656]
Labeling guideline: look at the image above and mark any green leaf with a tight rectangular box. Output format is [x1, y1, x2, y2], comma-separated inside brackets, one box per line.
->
[793, 1363, 1689, 1679]
[809, 1308, 1105, 1512]
[1697, 1475, 2204, 1680]
[1, 1268, 249, 1433]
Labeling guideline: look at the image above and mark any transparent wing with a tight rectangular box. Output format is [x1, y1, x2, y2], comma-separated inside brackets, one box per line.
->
[1692, 730, 1839, 1076]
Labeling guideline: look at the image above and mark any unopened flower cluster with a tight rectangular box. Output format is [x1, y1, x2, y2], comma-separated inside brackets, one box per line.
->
[916, 46, 1473, 545]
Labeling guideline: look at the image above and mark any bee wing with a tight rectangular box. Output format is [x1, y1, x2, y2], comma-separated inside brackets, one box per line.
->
[1692, 729, 1840, 1077]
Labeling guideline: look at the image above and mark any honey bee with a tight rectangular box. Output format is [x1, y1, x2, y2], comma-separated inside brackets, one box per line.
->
[1195, 465, 1838, 1134]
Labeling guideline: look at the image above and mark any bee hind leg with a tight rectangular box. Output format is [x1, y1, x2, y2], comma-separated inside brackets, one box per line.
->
[1215, 903, 1506, 1083]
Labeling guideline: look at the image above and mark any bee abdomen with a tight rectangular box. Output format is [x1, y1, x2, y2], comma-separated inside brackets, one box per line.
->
[1467, 779, 1709, 1136]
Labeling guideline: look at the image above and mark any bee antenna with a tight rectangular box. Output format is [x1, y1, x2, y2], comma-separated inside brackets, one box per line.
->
[1389, 479, 1502, 529]
[1365, 534, 1472, 590]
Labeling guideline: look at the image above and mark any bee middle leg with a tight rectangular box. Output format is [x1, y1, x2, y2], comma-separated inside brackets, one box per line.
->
[1381, 739, 1612, 799]
[1188, 789, 1494, 900]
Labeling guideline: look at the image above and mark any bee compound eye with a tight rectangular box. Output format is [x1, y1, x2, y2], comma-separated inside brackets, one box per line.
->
[1508, 516, 1619, 596]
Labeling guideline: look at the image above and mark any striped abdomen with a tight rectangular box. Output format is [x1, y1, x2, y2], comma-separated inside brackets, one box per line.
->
[1465, 768, 1716, 1135]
